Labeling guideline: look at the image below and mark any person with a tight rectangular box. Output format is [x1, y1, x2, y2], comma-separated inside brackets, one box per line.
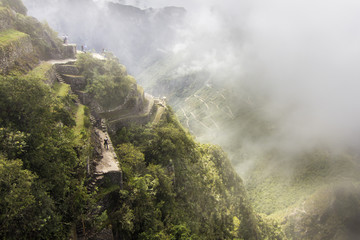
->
[63, 35, 68, 44]
[81, 45, 84, 52]
[104, 137, 109, 150]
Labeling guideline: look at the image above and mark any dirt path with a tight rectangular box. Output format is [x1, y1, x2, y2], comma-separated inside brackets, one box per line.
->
[46, 58, 77, 65]
[47, 52, 104, 66]
[95, 128, 120, 173]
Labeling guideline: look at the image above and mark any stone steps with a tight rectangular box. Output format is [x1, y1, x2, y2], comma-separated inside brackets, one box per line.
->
[54, 70, 81, 105]
[54, 71, 65, 83]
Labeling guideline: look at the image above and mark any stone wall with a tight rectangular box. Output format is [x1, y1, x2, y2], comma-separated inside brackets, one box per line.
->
[61, 74, 86, 91]
[102, 171, 123, 189]
[55, 64, 79, 75]
[62, 44, 76, 59]
[43, 65, 58, 85]
[75, 90, 93, 106]
[0, 34, 34, 74]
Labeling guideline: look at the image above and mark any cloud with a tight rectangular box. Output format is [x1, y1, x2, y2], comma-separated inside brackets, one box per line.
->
[163, 0, 360, 152]
[23, 0, 360, 152]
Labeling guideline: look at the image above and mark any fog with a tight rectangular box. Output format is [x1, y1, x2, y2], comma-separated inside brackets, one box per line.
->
[21, 1, 360, 235]
[163, 0, 360, 153]
[23, 0, 360, 153]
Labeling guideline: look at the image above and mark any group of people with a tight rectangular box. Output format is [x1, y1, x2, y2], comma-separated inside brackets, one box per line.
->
[62, 34, 108, 55]
[81, 45, 87, 52]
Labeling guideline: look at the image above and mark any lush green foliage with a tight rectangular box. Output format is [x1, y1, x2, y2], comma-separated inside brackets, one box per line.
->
[0, 74, 92, 239]
[106, 109, 283, 239]
[76, 53, 137, 109]
[0, 29, 28, 48]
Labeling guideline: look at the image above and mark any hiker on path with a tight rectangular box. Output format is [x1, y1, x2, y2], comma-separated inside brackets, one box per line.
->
[104, 137, 109, 150]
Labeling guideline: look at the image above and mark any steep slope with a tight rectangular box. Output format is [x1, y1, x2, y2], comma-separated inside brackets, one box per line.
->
[0, 2, 103, 239]
[71, 53, 284, 239]
[0, 0, 73, 75]
[136, 51, 360, 239]
[0, 1, 283, 239]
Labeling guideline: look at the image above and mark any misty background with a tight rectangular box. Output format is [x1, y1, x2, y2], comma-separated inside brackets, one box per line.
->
[23, 0, 360, 160]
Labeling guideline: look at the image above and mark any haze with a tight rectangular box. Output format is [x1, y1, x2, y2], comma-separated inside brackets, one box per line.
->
[23, 0, 360, 153]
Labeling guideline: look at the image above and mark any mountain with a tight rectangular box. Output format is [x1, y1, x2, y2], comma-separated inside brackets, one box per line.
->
[22, 0, 185, 74]
[0, 1, 282, 239]
[136, 51, 360, 240]
[5, 0, 360, 239]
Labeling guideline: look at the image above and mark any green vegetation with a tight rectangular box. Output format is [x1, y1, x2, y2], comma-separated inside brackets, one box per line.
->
[76, 53, 139, 110]
[53, 82, 70, 97]
[0, 1, 66, 74]
[0, 29, 28, 48]
[74, 104, 91, 144]
[104, 109, 283, 239]
[137, 50, 360, 240]
[25, 62, 52, 79]
[75, 105, 86, 134]
[0, 73, 92, 239]
[0, 1, 285, 238]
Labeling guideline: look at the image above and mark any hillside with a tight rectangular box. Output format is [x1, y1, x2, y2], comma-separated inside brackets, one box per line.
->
[0, 1, 92, 239]
[0, 1, 282, 239]
[137, 51, 360, 239]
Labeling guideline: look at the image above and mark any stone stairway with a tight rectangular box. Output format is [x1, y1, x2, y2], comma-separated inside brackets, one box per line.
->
[54, 68, 82, 105]
[55, 71, 65, 84]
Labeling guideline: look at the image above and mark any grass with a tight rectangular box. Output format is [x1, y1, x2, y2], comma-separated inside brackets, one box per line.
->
[75, 104, 86, 136]
[74, 104, 91, 145]
[0, 29, 27, 48]
[63, 74, 83, 78]
[26, 62, 52, 79]
[53, 82, 70, 97]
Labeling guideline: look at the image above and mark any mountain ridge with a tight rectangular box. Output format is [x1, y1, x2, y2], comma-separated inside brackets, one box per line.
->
[0, 1, 283, 239]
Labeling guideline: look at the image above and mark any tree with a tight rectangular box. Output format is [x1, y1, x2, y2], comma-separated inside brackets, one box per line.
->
[0, 157, 36, 238]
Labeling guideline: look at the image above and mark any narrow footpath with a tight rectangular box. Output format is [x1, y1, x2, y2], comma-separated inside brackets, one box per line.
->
[94, 127, 120, 174]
